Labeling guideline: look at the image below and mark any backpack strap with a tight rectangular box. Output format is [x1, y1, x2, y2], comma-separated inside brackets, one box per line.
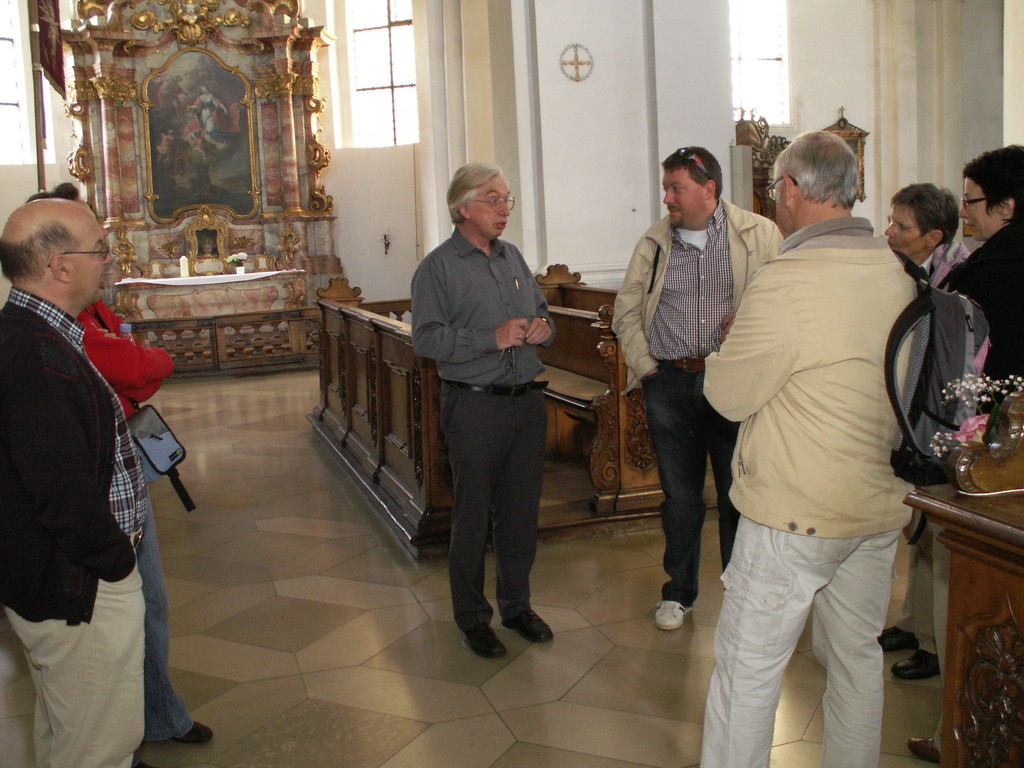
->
[893, 250, 930, 290]
[885, 294, 933, 453]
[646, 243, 663, 295]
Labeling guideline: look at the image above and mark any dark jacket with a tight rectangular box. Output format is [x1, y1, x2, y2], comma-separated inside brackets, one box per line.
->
[946, 223, 1024, 380]
[0, 302, 135, 624]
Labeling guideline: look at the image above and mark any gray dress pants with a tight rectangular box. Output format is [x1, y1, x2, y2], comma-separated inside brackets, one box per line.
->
[440, 383, 547, 631]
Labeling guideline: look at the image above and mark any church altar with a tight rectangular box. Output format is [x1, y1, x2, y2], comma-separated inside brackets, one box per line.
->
[115, 269, 306, 322]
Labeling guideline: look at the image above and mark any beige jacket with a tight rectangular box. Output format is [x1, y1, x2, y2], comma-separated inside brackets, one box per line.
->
[613, 200, 782, 393]
[704, 219, 915, 538]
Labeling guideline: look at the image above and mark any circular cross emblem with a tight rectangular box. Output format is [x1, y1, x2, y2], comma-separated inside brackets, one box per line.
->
[559, 43, 593, 82]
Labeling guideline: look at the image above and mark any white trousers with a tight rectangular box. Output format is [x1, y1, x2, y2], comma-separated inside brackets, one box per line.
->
[701, 516, 900, 768]
[5, 565, 145, 768]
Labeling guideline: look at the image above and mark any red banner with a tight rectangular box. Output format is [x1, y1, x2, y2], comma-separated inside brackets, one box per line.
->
[34, 0, 65, 96]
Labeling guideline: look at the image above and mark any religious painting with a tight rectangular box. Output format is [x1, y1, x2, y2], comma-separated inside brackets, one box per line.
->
[195, 228, 220, 259]
[185, 206, 231, 274]
[142, 49, 259, 223]
[822, 110, 869, 203]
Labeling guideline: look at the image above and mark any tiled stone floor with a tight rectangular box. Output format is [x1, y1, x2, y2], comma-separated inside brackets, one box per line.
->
[0, 370, 941, 767]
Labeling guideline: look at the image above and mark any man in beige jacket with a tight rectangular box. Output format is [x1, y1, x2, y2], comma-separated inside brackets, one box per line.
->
[699, 132, 914, 768]
[612, 147, 780, 631]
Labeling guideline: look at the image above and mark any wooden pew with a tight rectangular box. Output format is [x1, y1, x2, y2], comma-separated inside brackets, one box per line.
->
[310, 279, 452, 557]
[309, 271, 662, 559]
[536, 266, 662, 516]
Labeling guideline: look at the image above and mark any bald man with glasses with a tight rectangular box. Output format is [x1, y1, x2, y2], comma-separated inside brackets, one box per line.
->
[0, 198, 147, 768]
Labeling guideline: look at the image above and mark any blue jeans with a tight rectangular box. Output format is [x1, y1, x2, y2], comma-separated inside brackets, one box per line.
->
[642, 364, 740, 607]
[136, 495, 193, 744]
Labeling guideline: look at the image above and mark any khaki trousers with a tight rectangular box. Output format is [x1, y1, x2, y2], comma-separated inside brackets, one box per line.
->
[702, 517, 900, 768]
[5, 565, 144, 768]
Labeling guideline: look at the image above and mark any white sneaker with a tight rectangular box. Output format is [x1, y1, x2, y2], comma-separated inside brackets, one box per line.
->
[654, 600, 687, 630]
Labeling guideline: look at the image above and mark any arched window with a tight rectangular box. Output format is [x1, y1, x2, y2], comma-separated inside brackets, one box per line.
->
[729, 0, 790, 126]
[349, 0, 419, 147]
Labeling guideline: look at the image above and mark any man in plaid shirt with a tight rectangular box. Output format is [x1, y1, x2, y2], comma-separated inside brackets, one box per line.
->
[0, 198, 147, 768]
[613, 147, 781, 630]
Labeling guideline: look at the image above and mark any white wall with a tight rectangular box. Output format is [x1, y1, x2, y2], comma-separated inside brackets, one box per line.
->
[1007, 0, 1024, 143]
[787, 0, 880, 220]
[651, 0, 735, 199]
[962, 0, 1005, 160]
[321, 145, 420, 301]
[530, 0, 656, 283]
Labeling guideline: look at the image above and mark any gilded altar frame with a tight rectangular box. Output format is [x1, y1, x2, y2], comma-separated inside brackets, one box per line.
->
[184, 206, 230, 272]
[141, 49, 260, 224]
[63, 0, 340, 298]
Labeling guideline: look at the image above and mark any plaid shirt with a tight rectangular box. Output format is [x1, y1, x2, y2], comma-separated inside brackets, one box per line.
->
[9, 288, 147, 534]
[649, 203, 734, 360]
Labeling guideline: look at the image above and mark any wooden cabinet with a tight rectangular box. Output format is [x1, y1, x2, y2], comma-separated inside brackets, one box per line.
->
[905, 486, 1024, 768]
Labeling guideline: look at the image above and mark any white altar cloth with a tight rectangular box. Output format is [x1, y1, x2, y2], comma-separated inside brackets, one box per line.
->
[116, 269, 302, 288]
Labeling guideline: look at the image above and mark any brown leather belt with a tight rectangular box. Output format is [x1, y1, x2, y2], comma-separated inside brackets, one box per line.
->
[659, 358, 706, 373]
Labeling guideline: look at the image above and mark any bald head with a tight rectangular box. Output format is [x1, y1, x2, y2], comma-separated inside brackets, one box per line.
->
[0, 199, 110, 314]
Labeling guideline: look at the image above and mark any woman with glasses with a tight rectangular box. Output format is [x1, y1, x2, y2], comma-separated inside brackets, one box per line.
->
[946, 145, 1024, 379]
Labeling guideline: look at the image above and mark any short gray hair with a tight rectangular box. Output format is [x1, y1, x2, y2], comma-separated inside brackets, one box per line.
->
[890, 183, 960, 245]
[0, 221, 75, 282]
[447, 163, 503, 224]
[774, 131, 859, 210]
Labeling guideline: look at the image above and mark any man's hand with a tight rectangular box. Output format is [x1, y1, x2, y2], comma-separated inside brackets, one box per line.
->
[496, 318, 530, 350]
[524, 316, 552, 346]
[720, 312, 737, 344]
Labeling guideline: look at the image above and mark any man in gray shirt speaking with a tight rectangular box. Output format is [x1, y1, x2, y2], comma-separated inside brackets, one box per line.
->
[411, 163, 555, 658]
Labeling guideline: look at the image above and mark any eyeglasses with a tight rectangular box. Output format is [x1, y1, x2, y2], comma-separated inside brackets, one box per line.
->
[61, 242, 110, 259]
[676, 148, 713, 180]
[472, 195, 516, 211]
[886, 215, 922, 234]
[766, 174, 800, 201]
[961, 196, 987, 208]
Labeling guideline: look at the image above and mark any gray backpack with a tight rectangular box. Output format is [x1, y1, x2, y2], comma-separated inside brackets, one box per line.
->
[884, 254, 989, 486]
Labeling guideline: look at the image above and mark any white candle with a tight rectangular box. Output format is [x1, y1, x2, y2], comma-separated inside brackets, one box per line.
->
[179, 256, 189, 276]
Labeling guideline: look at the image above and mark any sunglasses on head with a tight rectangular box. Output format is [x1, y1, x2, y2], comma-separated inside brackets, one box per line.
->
[676, 148, 712, 179]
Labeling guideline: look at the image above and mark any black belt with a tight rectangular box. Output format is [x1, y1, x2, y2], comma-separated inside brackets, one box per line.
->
[446, 380, 547, 397]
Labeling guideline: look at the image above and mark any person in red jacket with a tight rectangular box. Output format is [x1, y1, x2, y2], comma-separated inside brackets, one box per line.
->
[78, 299, 174, 417]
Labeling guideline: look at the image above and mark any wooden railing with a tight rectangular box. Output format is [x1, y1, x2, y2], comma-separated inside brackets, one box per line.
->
[130, 306, 320, 376]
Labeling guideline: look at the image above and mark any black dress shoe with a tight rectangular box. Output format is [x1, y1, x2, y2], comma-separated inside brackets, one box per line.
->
[878, 625, 919, 652]
[172, 720, 214, 743]
[502, 609, 553, 642]
[462, 623, 507, 658]
[892, 649, 940, 680]
[908, 736, 940, 763]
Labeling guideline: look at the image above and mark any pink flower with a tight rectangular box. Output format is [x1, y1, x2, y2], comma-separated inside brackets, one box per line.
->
[953, 413, 989, 443]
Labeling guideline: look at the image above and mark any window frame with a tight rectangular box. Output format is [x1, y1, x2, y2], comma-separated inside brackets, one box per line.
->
[729, 0, 792, 128]
[349, 0, 419, 148]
